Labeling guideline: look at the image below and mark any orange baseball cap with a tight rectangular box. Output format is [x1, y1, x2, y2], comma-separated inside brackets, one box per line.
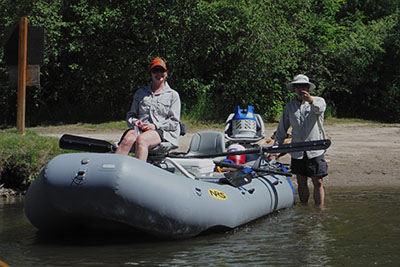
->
[149, 57, 167, 71]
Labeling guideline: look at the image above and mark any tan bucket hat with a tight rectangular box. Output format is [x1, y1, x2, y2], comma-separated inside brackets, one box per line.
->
[286, 74, 316, 91]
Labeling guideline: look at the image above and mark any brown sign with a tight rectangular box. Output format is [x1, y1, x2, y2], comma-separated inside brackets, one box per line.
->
[7, 65, 40, 87]
[3, 24, 44, 65]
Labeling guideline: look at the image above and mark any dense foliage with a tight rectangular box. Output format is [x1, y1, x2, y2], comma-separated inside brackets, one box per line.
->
[1, 0, 399, 125]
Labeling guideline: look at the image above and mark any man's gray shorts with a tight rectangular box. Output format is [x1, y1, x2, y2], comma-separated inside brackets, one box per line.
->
[291, 153, 328, 178]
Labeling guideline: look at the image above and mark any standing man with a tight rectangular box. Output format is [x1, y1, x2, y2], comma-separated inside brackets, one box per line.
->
[116, 57, 181, 161]
[272, 74, 328, 207]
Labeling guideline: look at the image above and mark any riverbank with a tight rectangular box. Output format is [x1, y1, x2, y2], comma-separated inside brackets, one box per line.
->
[1, 121, 399, 197]
[0, 129, 61, 197]
[32, 121, 400, 188]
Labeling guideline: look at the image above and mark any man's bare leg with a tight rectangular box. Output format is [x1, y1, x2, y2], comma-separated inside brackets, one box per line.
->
[312, 177, 325, 207]
[297, 174, 310, 204]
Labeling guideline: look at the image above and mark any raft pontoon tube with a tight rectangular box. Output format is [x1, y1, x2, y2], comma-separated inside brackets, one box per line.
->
[25, 153, 295, 239]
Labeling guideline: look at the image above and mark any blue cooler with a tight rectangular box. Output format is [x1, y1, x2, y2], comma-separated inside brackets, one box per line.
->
[232, 106, 257, 138]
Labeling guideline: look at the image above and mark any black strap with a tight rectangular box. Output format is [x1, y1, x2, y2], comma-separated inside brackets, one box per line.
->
[179, 122, 186, 136]
[219, 169, 253, 187]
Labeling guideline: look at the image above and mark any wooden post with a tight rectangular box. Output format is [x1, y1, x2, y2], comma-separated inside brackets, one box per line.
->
[17, 17, 28, 135]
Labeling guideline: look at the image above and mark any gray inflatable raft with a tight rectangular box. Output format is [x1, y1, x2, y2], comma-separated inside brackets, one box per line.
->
[25, 153, 295, 239]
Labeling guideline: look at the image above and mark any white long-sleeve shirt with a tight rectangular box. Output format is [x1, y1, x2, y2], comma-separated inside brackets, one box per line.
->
[126, 82, 181, 147]
[274, 96, 326, 159]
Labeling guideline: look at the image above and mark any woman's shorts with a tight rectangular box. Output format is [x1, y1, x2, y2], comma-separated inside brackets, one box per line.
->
[291, 153, 328, 178]
[154, 129, 164, 141]
[119, 127, 165, 145]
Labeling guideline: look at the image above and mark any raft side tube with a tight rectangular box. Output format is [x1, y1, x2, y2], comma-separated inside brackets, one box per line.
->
[25, 153, 295, 238]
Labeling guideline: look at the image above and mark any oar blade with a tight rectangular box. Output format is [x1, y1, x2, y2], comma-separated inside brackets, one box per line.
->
[263, 139, 331, 153]
[59, 134, 115, 153]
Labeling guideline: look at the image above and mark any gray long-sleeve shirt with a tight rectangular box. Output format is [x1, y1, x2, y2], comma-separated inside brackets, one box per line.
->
[126, 82, 181, 147]
[274, 96, 326, 159]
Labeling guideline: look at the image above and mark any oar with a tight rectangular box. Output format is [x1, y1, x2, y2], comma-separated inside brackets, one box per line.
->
[59, 134, 331, 157]
[59, 134, 117, 153]
[169, 139, 331, 158]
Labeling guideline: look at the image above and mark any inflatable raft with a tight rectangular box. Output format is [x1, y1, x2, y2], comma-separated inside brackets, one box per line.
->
[25, 106, 330, 239]
[25, 152, 296, 239]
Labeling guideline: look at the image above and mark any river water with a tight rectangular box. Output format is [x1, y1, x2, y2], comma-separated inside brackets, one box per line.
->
[1, 187, 399, 266]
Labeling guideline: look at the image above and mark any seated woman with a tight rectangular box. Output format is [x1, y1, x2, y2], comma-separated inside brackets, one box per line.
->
[116, 57, 181, 161]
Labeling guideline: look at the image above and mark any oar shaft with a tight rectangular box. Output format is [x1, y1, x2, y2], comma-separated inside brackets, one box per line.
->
[171, 139, 331, 159]
[181, 148, 261, 158]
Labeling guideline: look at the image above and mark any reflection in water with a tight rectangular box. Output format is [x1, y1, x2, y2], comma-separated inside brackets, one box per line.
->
[290, 205, 330, 266]
[1, 187, 399, 266]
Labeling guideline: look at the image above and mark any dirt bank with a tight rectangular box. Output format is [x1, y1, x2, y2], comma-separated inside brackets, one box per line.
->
[35, 123, 400, 188]
[279, 123, 400, 187]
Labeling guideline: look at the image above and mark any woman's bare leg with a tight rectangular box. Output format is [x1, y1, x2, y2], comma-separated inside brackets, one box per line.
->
[115, 130, 138, 155]
[135, 131, 161, 161]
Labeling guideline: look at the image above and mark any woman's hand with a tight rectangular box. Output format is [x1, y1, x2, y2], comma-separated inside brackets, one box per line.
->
[134, 120, 143, 128]
[141, 123, 156, 131]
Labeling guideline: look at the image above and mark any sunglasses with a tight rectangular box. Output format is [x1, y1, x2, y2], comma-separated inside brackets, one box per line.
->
[293, 83, 309, 89]
[151, 67, 166, 74]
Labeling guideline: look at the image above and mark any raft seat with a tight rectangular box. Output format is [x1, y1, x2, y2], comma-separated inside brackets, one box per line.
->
[149, 142, 178, 155]
[186, 131, 226, 159]
[148, 122, 187, 158]
[117, 123, 186, 160]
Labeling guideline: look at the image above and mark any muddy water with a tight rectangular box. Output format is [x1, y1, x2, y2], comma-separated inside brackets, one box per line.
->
[1, 187, 399, 266]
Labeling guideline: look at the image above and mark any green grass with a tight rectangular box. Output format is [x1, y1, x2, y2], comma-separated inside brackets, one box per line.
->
[23, 117, 398, 134]
[77, 121, 127, 131]
[28, 121, 128, 133]
[0, 129, 62, 185]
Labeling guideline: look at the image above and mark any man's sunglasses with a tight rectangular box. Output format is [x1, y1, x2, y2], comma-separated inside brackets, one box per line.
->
[293, 83, 309, 89]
